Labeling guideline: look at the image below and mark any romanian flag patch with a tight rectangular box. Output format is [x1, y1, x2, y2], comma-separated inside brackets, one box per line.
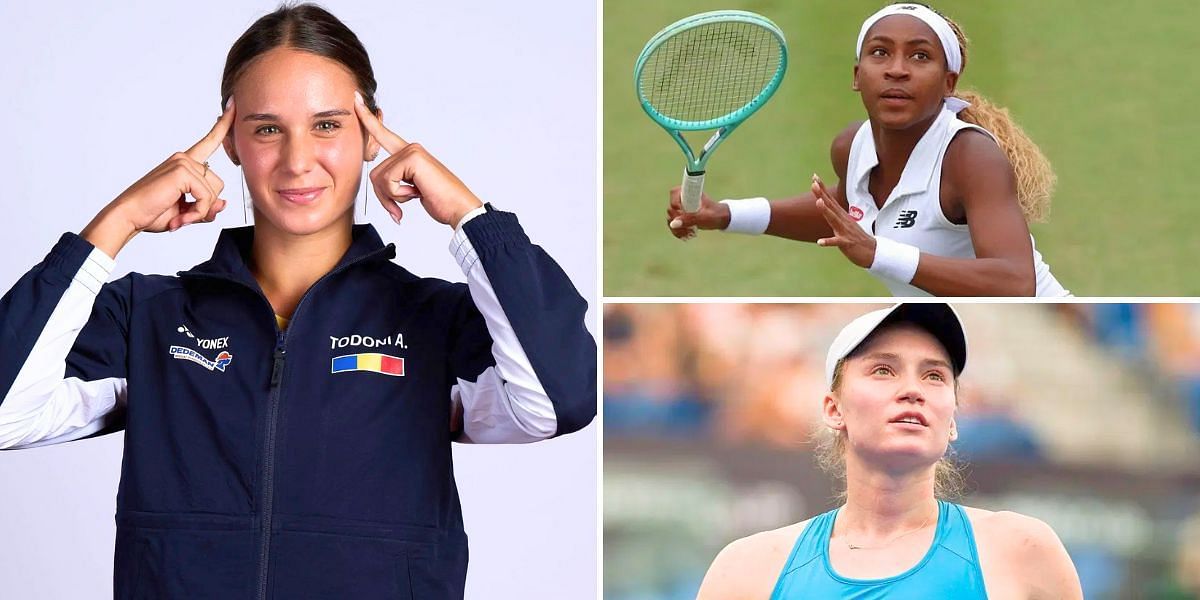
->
[331, 353, 405, 376]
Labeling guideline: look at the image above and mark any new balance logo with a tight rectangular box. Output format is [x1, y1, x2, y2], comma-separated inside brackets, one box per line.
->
[894, 211, 918, 228]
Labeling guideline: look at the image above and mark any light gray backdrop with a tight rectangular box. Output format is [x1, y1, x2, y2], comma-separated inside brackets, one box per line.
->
[0, 1, 597, 598]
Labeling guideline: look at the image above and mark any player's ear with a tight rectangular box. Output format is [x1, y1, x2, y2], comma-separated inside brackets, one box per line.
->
[822, 393, 846, 431]
[364, 107, 384, 162]
[943, 71, 959, 97]
[852, 64, 861, 92]
[222, 134, 239, 167]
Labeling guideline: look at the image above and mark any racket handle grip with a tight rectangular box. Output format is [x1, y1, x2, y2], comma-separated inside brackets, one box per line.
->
[681, 171, 706, 213]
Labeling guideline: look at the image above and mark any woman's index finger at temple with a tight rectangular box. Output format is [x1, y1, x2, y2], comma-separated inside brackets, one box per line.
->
[185, 99, 237, 162]
[353, 93, 407, 155]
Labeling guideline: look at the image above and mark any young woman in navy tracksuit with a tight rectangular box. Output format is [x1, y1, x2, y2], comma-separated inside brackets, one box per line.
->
[0, 4, 595, 599]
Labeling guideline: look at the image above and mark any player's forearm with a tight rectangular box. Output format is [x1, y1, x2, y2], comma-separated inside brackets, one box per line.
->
[909, 253, 1036, 296]
[80, 204, 139, 261]
[760, 194, 835, 242]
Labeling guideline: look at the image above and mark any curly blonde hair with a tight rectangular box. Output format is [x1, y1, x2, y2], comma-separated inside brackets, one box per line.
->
[879, 3, 1057, 223]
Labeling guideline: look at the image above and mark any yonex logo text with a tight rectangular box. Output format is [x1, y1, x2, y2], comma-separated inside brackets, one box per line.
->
[178, 324, 230, 350]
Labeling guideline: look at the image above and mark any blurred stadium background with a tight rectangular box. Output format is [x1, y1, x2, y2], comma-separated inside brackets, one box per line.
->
[604, 303, 1200, 599]
[604, 0, 1200, 296]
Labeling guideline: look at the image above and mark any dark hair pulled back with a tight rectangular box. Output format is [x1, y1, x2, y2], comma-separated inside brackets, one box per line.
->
[220, 3, 379, 115]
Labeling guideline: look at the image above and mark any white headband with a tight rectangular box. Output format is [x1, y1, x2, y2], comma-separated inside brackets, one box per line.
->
[855, 4, 969, 113]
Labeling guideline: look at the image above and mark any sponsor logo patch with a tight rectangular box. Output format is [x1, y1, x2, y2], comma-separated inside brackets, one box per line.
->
[170, 346, 234, 372]
[178, 325, 229, 350]
[170, 323, 234, 372]
[849, 206, 865, 222]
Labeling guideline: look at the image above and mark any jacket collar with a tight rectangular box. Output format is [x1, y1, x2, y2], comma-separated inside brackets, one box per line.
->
[179, 224, 396, 287]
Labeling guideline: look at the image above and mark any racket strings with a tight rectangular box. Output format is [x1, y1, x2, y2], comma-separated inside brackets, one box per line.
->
[639, 21, 783, 124]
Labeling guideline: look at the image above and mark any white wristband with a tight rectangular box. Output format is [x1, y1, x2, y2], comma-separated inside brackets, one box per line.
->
[719, 198, 771, 235]
[869, 236, 921, 283]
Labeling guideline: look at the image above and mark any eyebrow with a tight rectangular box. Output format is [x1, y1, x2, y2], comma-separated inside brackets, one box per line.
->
[861, 352, 952, 371]
[242, 109, 352, 122]
[920, 358, 953, 371]
[862, 352, 900, 362]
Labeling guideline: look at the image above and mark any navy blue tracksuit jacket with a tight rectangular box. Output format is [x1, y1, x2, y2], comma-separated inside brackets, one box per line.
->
[0, 206, 596, 599]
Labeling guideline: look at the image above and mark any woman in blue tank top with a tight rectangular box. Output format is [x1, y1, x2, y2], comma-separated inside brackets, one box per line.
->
[695, 303, 1082, 599]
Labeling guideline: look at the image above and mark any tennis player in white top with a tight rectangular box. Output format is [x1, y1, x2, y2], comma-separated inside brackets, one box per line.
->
[666, 3, 1070, 297]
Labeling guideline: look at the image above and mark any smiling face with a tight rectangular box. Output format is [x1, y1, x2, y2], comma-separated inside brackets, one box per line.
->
[222, 47, 381, 236]
[853, 14, 959, 131]
[824, 322, 958, 473]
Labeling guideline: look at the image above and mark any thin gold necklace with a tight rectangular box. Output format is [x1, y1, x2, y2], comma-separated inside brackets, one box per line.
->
[844, 512, 935, 551]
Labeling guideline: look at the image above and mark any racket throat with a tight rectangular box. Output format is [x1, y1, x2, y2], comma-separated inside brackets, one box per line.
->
[702, 128, 725, 153]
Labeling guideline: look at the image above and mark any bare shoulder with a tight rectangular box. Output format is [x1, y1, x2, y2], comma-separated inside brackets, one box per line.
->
[962, 506, 1083, 600]
[696, 519, 811, 600]
[829, 121, 863, 180]
[964, 506, 1060, 547]
[943, 128, 1013, 182]
[941, 128, 1018, 219]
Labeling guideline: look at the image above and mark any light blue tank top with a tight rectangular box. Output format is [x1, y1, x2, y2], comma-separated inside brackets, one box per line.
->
[769, 500, 988, 599]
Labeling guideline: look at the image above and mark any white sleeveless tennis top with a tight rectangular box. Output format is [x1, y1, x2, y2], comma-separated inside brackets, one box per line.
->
[845, 106, 1069, 297]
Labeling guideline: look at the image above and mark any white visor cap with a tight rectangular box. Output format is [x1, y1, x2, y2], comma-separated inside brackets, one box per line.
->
[825, 303, 967, 388]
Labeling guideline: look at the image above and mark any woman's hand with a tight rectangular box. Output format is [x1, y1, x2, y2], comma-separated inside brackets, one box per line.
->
[813, 173, 876, 268]
[665, 187, 730, 240]
[81, 100, 236, 258]
[353, 93, 483, 229]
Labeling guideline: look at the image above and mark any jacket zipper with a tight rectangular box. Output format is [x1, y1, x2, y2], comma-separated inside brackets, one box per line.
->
[257, 330, 285, 600]
[180, 245, 393, 600]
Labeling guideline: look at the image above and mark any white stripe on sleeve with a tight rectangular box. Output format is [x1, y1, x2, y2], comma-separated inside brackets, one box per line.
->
[0, 247, 129, 449]
[448, 218, 556, 444]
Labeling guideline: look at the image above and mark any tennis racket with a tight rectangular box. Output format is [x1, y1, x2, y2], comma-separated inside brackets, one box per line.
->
[635, 10, 788, 214]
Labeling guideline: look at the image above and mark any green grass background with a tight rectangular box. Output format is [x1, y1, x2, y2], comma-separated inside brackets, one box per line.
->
[605, 0, 1200, 296]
